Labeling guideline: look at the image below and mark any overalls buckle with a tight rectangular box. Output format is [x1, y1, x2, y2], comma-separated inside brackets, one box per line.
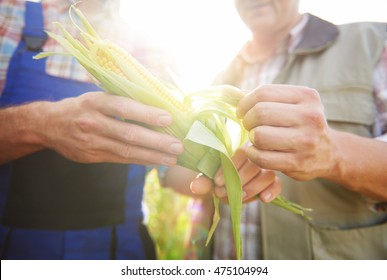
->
[22, 33, 47, 51]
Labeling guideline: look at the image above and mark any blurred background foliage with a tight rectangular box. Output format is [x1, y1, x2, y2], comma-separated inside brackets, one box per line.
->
[143, 168, 192, 260]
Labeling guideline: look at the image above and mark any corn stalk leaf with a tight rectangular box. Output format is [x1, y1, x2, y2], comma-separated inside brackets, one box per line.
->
[184, 120, 242, 259]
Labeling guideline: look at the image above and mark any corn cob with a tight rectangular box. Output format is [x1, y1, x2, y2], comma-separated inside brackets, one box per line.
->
[34, 5, 311, 259]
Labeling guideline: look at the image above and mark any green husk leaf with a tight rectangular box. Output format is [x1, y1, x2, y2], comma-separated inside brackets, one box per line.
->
[184, 120, 242, 258]
[205, 196, 220, 246]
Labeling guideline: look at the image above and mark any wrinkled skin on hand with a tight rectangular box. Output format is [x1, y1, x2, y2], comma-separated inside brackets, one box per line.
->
[236, 84, 340, 181]
[41, 91, 184, 165]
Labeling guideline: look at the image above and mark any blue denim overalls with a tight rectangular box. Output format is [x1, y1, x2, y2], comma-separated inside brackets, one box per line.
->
[0, 1, 154, 260]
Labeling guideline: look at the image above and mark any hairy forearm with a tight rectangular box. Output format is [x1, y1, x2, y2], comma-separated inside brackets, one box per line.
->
[0, 102, 47, 164]
[327, 129, 387, 200]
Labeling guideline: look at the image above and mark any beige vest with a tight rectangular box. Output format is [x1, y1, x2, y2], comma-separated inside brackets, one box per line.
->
[224, 16, 387, 259]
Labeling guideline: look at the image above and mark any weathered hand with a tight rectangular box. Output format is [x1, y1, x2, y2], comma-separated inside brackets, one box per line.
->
[41, 91, 184, 165]
[237, 84, 339, 181]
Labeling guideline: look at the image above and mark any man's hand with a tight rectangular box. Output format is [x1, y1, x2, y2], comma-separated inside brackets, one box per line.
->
[236, 84, 339, 181]
[0, 92, 184, 165]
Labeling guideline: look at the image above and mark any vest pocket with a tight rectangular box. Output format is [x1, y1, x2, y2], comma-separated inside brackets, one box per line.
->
[309, 220, 387, 259]
[320, 88, 376, 137]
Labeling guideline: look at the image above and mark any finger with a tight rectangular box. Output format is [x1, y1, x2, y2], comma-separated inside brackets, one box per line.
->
[190, 174, 213, 195]
[246, 145, 295, 172]
[237, 159, 262, 186]
[214, 185, 231, 203]
[97, 94, 174, 127]
[242, 169, 276, 202]
[97, 117, 184, 156]
[214, 185, 227, 199]
[215, 160, 260, 200]
[242, 102, 299, 130]
[106, 138, 179, 166]
[249, 126, 299, 152]
[237, 85, 308, 118]
[71, 135, 179, 166]
[220, 85, 246, 106]
[232, 148, 251, 169]
[214, 148, 247, 186]
[259, 176, 282, 203]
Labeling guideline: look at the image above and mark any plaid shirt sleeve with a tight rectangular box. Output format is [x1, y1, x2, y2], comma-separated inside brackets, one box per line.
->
[0, 0, 23, 95]
[0, 0, 96, 95]
[0, 0, 175, 96]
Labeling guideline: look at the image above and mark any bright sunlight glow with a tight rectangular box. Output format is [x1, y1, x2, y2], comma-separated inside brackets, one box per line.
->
[120, 0, 386, 92]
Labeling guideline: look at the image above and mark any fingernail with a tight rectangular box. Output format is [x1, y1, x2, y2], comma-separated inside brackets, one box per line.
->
[189, 181, 196, 193]
[158, 115, 173, 126]
[242, 191, 247, 199]
[170, 143, 184, 155]
[261, 192, 272, 202]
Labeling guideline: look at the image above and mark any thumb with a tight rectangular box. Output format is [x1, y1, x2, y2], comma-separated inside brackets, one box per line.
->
[190, 173, 213, 195]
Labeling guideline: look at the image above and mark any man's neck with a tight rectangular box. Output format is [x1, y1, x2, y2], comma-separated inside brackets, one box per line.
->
[248, 14, 302, 62]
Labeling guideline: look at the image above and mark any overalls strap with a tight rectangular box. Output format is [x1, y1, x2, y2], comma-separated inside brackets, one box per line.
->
[23, 1, 47, 51]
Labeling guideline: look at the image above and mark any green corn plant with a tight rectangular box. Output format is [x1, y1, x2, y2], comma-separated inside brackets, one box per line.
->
[34, 5, 311, 259]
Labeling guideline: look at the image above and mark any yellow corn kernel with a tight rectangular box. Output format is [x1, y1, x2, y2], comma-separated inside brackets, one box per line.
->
[96, 51, 125, 78]
[95, 43, 188, 114]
